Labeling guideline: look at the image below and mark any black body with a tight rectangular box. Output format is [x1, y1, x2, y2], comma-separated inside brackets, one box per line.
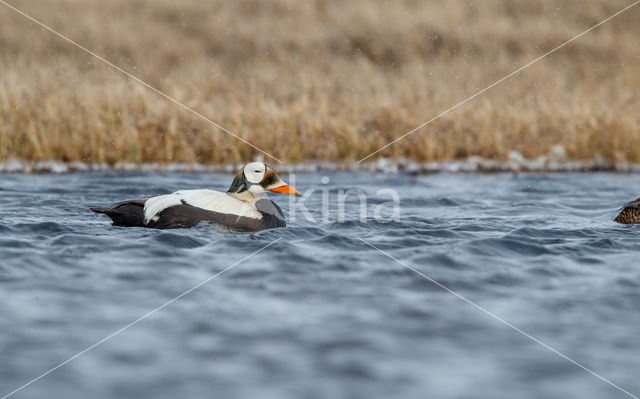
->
[90, 198, 285, 231]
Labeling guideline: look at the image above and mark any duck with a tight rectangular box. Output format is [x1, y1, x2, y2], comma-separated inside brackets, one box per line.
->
[90, 162, 299, 231]
[614, 197, 640, 224]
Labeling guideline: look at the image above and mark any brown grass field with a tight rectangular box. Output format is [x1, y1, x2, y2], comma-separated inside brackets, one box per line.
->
[1, 0, 639, 165]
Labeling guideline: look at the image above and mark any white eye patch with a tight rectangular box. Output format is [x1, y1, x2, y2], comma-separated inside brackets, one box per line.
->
[244, 162, 266, 184]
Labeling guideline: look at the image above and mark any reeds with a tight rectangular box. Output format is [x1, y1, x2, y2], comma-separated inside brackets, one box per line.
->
[1, 0, 639, 164]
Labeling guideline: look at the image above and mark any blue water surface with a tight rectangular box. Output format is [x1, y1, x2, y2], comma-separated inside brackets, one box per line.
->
[1, 171, 640, 399]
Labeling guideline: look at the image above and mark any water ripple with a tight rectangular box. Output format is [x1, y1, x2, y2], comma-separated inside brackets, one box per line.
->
[2, 172, 640, 399]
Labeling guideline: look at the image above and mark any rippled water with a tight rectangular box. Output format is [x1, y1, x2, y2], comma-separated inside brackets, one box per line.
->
[1, 172, 640, 399]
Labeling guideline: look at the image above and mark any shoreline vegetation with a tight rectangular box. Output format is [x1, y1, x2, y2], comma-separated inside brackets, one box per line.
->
[1, 0, 639, 165]
[5, 147, 640, 174]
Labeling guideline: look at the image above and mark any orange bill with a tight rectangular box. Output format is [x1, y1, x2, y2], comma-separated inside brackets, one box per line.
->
[268, 184, 300, 195]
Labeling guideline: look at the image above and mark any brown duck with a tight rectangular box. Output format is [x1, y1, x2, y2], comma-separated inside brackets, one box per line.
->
[614, 197, 640, 224]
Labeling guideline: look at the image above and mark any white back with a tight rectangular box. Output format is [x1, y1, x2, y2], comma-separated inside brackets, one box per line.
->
[143, 189, 262, 224]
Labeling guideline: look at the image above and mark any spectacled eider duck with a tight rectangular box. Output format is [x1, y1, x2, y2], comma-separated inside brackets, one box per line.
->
[90, 162, 299, 231]
[614, 197, 640, 224]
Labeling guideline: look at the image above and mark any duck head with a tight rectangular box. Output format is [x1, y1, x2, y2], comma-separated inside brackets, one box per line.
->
[227, 162, 299, 199]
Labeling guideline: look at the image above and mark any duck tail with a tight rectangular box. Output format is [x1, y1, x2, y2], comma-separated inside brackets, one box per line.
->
[89, 199, 147, 227]
[89, 207, 111, 214]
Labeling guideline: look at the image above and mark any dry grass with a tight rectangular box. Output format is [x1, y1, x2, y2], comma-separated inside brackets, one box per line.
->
[1, 0, 639, 165]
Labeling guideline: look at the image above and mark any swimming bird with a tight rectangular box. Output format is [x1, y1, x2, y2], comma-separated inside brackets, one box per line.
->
[90, 162, 299, 231]
[614, 197, 640, 224]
